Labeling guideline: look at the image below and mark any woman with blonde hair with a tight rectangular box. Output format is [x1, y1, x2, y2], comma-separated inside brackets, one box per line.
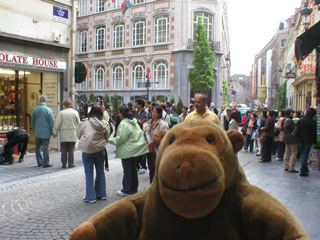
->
[53, 99, 80, 168]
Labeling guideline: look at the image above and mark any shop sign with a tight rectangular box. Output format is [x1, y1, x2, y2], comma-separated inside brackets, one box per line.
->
[300, 64, 316, 74]
[0, 53, 67, 71]
[53, 6, 69, 24]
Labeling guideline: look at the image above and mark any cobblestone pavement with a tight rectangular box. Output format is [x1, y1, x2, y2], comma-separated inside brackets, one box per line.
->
[0, 145, 320, 239]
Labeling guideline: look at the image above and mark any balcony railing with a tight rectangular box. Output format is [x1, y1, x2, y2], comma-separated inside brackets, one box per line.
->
[187, 39, 221, 52]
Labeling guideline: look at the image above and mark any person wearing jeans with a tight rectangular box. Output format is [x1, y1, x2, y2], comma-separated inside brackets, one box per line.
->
[296, 108, 317, 176]
[77, 105, 109, 203]
[82, 150, 106, 201]
[35, 138, 50, 167]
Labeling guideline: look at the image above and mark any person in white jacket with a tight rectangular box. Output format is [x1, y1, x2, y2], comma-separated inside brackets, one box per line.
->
[53, 99, 80, 168]
[77, 105, 109, 203]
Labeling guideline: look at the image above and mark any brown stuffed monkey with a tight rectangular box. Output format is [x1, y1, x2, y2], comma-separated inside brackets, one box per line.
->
[70, 120, 309, 240]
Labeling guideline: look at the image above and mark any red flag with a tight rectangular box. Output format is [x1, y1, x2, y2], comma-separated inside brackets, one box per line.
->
[121, 0, 126, 12]
[112, 0, 115, 3]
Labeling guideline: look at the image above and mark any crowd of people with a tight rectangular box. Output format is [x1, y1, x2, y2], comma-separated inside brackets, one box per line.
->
[0, 93, 318, 203]
[237, 107, 317, 177]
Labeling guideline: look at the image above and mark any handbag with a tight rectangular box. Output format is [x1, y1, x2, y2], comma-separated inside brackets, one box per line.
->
[251, 130, 257, 140]
[274, 128, 280, 137]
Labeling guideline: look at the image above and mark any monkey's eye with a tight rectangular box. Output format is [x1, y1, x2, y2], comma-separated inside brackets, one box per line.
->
[169, 135, 175, 144]
[206, 136, 214, 145]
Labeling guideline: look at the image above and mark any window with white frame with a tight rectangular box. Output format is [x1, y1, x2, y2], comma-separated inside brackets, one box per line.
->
[79, 0, 88, 16]
[113, 0, 122, 9]
[78, 31, 88, 53]
[194, 12, 213, 41]
[95, 0, 105, 13]
[132, 19, 146, 46]
[132, 62, 145, 89]
[154, 15, 169, 43]
[153, 60, 168, 89]
[133, 0, 145, 4]
[95, 26, 105, 50]
[76, 76, 89, 90]
[112, 63, 124, 89]
[94, 65, 105, 89]
[113, 23, 125, 48]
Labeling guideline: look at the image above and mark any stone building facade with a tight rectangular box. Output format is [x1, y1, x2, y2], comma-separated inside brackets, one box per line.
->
[75, 0, 230, 107]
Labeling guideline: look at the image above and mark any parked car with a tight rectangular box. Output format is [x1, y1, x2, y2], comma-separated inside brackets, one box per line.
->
[237, 104, 248, 108]
[238, 107, 250, 126]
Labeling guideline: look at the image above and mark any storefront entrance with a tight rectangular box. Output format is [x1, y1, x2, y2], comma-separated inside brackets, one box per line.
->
[0, 68, 59, 150]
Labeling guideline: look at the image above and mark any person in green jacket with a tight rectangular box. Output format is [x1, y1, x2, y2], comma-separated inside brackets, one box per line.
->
[109, 106, 149, 196]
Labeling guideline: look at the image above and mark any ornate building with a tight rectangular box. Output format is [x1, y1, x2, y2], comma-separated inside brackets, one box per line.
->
[75, 0, 230, 107]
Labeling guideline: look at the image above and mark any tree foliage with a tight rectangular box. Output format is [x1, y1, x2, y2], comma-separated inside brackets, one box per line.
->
[82, 94, 88, 102]
[152, 95, 157, 102]
[170, 97, 175, 104]
[177, 97, 183, 114]
[277, 81, 287, 110]
[223, 78, 230, 105]
[113, 94, 119, 115]
[188, 17, 216, 93]
[89, 92, 95, 103]
[161, 96, 166, 103]
[104, 94, 110, 105]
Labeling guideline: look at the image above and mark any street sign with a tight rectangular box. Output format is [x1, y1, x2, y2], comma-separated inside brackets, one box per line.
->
[75, 62, 88, 84]
[231, 90, 237, 95]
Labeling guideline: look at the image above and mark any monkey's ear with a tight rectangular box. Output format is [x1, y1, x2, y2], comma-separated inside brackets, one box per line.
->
[226, 130, 244, 153]
[153, 130, 169, 149]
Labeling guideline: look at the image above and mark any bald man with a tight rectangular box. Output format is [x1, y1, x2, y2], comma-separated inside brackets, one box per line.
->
[184, 93, 219, 124]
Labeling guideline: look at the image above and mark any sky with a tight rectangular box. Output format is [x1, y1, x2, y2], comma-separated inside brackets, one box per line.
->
[228, 0, 303, 76]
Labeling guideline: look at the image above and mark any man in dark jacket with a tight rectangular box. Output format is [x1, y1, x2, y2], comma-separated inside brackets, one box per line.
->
[1, 129, 29, 165]
[297, 108, 317, 176]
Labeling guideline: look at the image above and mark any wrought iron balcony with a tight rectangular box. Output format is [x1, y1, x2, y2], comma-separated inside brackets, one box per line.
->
[187, 39, 221, 52]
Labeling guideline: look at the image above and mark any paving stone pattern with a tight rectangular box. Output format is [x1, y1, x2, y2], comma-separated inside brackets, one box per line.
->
[0, 146, 319, 239]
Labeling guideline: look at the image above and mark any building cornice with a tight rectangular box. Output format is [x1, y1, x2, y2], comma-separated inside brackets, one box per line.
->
[0, 32, 70, 49]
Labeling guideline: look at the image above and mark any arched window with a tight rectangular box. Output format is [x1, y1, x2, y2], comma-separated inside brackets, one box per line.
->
[154, 15, 169, 43]
[153, 60, 168, 89]
[112, 63, 124, 89]
[113, 23, 125, 48]
[78, 31, 88, 53]
[132, 62, 145, 89]
[95, 26, 105, 50]
[79, 0, 88, 16]
[132, 19, 146, 46]
[194, 12, 214, 41]
[76, 76, 88, 90]
[95, 0, 105, 13]
[94, 65, 105, 90]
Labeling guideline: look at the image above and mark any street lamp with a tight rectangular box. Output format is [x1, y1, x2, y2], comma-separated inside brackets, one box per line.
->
[300, 1, 312, 31]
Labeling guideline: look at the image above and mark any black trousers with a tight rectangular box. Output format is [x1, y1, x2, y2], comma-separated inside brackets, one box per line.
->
[261, 137, 273, 162]
[146, 152, 156, 184]
[4, 134, 29, 160]
[136, 154, 147, 170]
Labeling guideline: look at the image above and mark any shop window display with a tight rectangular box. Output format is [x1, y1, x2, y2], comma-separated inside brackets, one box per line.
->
[0, 68, 27, 131]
